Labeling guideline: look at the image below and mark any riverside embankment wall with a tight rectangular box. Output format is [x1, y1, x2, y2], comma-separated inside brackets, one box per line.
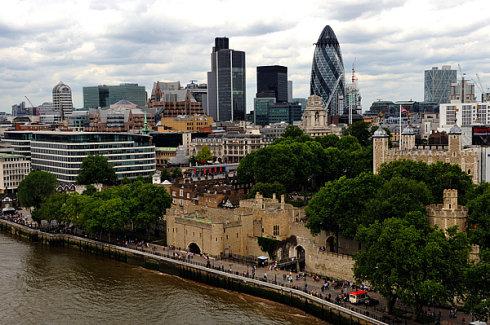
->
[0, 219, 385, 325]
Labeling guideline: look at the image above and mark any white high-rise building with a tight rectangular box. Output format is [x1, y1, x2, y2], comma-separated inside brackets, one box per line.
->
[52, 81, 73, 119]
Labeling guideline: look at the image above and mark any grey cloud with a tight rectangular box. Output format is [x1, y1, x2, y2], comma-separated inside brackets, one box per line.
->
[318, 0, 406, 20]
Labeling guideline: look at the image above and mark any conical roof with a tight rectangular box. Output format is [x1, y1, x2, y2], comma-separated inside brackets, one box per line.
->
[449, 124, 462, 134]
[316, 25, 339, 46]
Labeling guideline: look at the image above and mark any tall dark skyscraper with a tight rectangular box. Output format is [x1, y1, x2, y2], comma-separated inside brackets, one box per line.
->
[310, 25, 345, 117]
[207, 37, 246, 122]
[256, 65, 288, 103]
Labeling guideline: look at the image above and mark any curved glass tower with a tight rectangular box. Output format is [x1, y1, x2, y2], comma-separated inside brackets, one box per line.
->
[310, 25, 345, 117]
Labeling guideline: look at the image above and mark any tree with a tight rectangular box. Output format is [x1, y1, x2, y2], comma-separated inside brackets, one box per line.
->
[306, 173, 384, 241]
[76, 155, 117, 185]
[32, 192, 69, 222]
[379, 160, 473, 204]
[195, 146, 213, 164]
[282, 125, 308, 140]
[343, 120, 372, 147]
[464, 249, 490, 320]
[82, 184, 97, 196]
[17, 171, 57, 209]
[467, 185, 490, 248]
[365, 176, 433, 224]
[248, 182, 286, 199]
[354, 218, 470, 316]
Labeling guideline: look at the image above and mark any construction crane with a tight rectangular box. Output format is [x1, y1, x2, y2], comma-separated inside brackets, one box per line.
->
[24, 96, 35, 114]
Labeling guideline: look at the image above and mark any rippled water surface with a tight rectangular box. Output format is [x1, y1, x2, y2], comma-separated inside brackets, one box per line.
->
[0, 232, 327, 324]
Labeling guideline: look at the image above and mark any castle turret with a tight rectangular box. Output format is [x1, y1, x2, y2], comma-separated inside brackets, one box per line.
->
[372, 127, 389, 174]
[400, 126, 416, 150]
[448, 124, 462, 159]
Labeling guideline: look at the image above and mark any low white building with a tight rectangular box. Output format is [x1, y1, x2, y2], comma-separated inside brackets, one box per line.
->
[439, 101, 490, 132]
[0, 153, 31, 193]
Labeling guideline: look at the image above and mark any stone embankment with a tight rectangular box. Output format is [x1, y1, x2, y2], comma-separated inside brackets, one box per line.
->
[0, 219, 386, 325]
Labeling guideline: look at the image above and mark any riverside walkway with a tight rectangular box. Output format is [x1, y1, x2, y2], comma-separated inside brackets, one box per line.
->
[133, 242, 472, 325]
[0, 216, 474, 325]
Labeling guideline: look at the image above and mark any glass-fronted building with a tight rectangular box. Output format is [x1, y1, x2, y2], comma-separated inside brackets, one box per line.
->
[256, 65, 288, 103]
[310, 25, 345, 117]
[207, 37, 246, 122]
[3, 131, 155, 184]
[83, 84, 147, 108]
[424, 66, 457, 104]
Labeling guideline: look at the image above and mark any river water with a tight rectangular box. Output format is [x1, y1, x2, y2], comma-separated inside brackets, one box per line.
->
[0, 232, 326, 325]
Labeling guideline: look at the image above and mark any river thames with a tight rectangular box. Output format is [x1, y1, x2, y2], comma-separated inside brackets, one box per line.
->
[0, 232, 326, 324]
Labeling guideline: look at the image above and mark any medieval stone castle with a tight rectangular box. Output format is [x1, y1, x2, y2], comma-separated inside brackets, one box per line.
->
[372, 124, 480, 183]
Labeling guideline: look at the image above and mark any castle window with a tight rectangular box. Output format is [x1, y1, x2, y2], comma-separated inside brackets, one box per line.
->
[226, 235, 228, 240]
[273, 225, 280, 236]
[449, 204, 452, 209]
[468, 169, 471, 174]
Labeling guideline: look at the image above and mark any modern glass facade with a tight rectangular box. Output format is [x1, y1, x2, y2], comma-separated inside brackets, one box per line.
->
[310, 25, 345, 117]
[253, 98, 301, 126]
[256, 65, 288, 103]
[424, 66, 457, 104]
[2, 131, 155, 184]
[207, 37, 246, 122]
[83, 84, 147, 108]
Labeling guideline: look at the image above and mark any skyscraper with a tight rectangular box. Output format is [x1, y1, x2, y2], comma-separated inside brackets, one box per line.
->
[207, 37, 246, 122]
[424, 66, 457, 104]
[256, 65, 288, 103]
[310, 25, 345, 117]
[83, 83, 147, 108]
[52, 81, 73, 119]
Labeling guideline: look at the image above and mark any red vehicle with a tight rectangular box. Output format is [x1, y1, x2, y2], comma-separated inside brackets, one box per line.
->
[349, 290, 368, 304]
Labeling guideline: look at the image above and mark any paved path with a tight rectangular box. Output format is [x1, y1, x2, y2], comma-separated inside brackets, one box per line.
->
[130, 242, 473, 325]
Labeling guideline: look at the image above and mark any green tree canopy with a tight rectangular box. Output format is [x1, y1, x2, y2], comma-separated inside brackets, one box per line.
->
[365, 176, 433, 224]
[17, 170, 57, 209]
[306, 173, 384, 239]
[354, 218, 470, 316]
[343, 120, 372, 147]
[464, 249, 490, 320]
[467, 184, 490, 248]
[195, 146, 213, 164]
[76, 155, 117, 185]
[379, 160, 473, 204]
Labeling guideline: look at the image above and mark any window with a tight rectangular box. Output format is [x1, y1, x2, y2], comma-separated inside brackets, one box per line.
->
[273, 225, 279, 236]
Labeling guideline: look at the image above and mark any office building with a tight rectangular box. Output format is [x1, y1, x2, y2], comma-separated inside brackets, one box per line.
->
[253, 99, 301, 126]
[288, 81, 293, 102]
[2, 131, 156, 184]
[0, 153, 31, 193]
[310, 25, 345, 117]
[12, 101, 35, 116]
[157, 115, 213, 133]
[256, 65, 288, 103]
[207, 37, 246, 122]
[292, 98, 307, 112]
[439, 102, 490, 131]
[424, 66, 457, 104]
[52, 81, 73, 119]
[83, 83, 147, 108]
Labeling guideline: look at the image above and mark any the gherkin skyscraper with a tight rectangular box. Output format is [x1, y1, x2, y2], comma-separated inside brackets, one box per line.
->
[310, 25, 345, 117]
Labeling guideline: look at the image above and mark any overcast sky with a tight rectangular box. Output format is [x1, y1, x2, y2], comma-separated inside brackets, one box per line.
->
[1, 0, 489, 113]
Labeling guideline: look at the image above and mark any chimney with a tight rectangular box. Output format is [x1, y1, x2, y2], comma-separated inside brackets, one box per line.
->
[272, 193, 277, 202]
[280, 194, 285, 210]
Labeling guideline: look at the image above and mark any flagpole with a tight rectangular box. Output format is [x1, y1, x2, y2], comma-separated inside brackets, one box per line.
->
[399, 104, 402, 151]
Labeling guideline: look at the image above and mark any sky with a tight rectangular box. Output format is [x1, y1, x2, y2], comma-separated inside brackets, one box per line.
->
[1, 0, 490, 113]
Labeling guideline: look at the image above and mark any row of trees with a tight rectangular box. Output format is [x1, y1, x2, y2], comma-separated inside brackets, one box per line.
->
[32, 179, 171, 239]
[238, 125, 373, 193]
